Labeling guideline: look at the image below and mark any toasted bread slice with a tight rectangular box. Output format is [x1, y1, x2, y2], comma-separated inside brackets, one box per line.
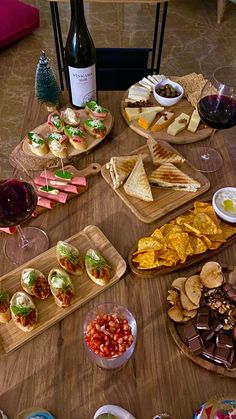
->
[106, 155, 139, 189]
[147, 138, 185, 165]
[124, 156, 153, 201]
[148, 162, 201, 192]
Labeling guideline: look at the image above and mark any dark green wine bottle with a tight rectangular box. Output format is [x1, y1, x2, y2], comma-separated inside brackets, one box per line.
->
[65, 0, 97, 108]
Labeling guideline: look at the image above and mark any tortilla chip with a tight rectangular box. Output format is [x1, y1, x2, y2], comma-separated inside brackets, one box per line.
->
[175, 213, 195, 226]
[160, 224, 184, 237]
[189, 235, 207, 254]
[166, 232, 190, 261]
[193, 213, 222, 235]
[137, 237, 163, 252]
[132, 250, 156, 265]
[220, 222, 236, 240]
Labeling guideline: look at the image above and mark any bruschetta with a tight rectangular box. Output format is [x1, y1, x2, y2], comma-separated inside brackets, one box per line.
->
[84, 119, 106, 139]
[48, 132, 68, 158]
[56, 241, 84, 276]
[85, 101, 109, 121]
[0, 289, 11, 323]
[27, 132, 49, 157]
[47, 111, 64, 133]
[21, 268, 50, 300]
[10, 292, 38, 332]
[85, 249, 111, 286]
[64, 125, 87, 151]
[48, 268, 74, 308]
[60, 108, 80, 126]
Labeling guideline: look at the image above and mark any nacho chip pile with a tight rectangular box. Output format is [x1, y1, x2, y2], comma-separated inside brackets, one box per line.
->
[132, 202, 236, 270]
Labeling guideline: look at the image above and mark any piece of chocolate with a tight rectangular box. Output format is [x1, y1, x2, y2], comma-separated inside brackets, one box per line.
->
[198, 306, 210, 316]
[200, 330, 214, 342]
[188, 335, 203, 355]
[201, 342, 215, 361]
[216, 331, 234, 348]
[210, 318, 223, 332]
[214, 346, 232, 367]
[184, 323, 198, 340]
[196, 314, 210, 330]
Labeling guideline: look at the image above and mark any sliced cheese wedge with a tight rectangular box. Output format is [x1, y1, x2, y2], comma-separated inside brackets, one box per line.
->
[167, 113, 190, 136]
[125, 106, 164, 122]
[151, 111, 175, 132]
[187, 109, 201, 133]
[138, 111, 157, 130]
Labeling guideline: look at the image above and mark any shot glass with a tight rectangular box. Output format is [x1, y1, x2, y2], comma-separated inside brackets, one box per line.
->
[83, 302, 137, 370]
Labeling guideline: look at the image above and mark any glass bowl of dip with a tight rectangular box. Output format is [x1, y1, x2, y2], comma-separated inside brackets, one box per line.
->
[212, 187, 236, 223]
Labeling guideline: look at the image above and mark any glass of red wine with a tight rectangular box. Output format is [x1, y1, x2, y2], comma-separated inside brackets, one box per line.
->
[195, 66, 236, 172]
[0, 155, 49, 264]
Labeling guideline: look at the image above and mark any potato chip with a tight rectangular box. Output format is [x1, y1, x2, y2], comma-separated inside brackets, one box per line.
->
[167, 290, 180, 306]
[137, 237, 163, 252]
[189, 235, 207, 254]
[166, 232, 190, 261]
[183, 309, 198, 319]
[168, 305, 183, 322]
[220, 222, 236, 240]
[180, 289, 199, 311]
[171, 277, 187, 291]
[185, 274, 202, 306]
[175, 213, 195, 226]
[193, 213, 221, 235]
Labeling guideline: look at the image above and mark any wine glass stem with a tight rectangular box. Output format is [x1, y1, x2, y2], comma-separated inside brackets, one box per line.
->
[201, 128, 217, 160]
[16, 225, 30, 249]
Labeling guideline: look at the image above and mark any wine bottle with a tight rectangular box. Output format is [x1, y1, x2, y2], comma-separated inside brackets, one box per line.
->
[65, 0, 97, 108]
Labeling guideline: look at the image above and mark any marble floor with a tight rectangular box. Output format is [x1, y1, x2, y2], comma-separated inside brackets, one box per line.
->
[0, 0, 236, 158]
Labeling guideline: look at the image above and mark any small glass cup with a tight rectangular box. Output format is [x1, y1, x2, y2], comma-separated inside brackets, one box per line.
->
[83, 302, 137, 370]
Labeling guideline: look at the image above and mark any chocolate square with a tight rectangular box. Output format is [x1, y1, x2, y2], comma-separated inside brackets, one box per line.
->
[216, 331, 234, 348]
[188, 335, 203, 355]
[196, 314, 210, 330]
[201, 342, 215, 361]
[214, 346, 232, 367]
[200, 330, 214, 342]
[210, 318, 223, 332]
[184, 323, 198, 340]
[198, 306, 210, 316]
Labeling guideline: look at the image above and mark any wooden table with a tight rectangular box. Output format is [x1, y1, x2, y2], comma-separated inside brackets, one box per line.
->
[0, 91, 236, 419]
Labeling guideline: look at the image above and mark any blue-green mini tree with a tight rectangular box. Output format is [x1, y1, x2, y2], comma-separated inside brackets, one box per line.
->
[35, 51, 61, 109]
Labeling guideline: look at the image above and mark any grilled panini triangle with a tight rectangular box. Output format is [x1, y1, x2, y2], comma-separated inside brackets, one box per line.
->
[124, 156, 153, 202]
[149, 162, 201, 192]
[147, 137, 185, 165]
[106, 155, 140, 189]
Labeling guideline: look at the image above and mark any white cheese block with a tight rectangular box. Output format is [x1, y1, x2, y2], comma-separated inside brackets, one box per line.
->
[187, 109, 201, 133]
[167, 113, 190, 136]
[125, 106, 164, 122]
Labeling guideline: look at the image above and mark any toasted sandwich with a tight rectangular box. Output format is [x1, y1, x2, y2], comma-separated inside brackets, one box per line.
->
[106, 155, 139, 189]
[147, 138, 185, 165]
[123, 156, 153, 202]
[148, 162, 201, 192]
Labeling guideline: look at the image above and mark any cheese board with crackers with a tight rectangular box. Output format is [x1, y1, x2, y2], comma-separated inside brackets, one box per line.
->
[121, 73, 213, 144]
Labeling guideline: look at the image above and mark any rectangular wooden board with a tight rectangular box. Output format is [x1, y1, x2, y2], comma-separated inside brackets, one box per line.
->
[101, 141, 210, 223]
[0, 225, 127, 354]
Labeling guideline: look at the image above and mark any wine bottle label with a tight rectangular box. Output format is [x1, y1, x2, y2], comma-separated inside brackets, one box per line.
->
[68, 64, 96, 107]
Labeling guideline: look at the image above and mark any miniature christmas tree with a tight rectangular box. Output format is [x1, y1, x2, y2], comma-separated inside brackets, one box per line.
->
[35, 51, 61, 110]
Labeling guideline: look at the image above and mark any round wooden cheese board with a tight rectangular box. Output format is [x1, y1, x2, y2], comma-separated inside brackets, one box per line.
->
[121, 80, 213, 144]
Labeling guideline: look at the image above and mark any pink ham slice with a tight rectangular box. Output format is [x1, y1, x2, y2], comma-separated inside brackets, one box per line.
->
[37, 196, 57, 209]
[37, 187, 68, 203]
[40, 170, 87, 187]
[34, 176, 79, 194]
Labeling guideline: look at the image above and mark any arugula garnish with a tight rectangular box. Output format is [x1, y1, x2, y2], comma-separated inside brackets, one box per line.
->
[25, 270, 36, 287]
[59, 245, 80, 265]
[85, 254, 108, 271]
[52, 273, 71, 291]
[11, 305, 32, 317]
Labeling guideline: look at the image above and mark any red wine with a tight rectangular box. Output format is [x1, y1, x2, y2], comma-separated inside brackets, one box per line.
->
[198, 94, 236, 129]
[65, 0, 97, 108]
[0, 179, 37, 227]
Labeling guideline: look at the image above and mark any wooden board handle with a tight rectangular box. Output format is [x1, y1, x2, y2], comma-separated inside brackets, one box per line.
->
[73, 163, 101, 178]
[129, 123, 152, 140]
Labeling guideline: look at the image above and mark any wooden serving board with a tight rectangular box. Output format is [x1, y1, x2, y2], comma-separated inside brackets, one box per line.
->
[33, 163, 101, 217]
[128, 204, 236, 279]
[101, 142, 210, 224]
[0, 225, 127, 354]
[121, 86, 213, 144]
[168, 264, 236, 378]
[22, 108, 114, 160]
